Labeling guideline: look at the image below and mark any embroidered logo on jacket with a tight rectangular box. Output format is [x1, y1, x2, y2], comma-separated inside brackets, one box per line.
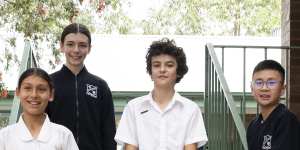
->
[262, 135, 272, 150]
[86, 84, 98, 98]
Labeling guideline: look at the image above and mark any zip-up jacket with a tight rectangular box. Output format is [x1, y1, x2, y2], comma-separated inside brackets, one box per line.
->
[46, 65, 116, 150]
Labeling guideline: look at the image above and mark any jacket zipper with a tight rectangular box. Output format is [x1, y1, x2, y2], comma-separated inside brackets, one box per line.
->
[75, 75, 80, 144]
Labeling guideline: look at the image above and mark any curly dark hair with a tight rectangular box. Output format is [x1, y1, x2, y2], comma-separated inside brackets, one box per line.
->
[146, 38, 188, 83]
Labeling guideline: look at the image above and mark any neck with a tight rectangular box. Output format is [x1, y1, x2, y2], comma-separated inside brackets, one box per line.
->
[22, 113, 46, 139]
[152, 87, 175, 110]
[65, 64, 83, 75]
[260, 103, 279, 120]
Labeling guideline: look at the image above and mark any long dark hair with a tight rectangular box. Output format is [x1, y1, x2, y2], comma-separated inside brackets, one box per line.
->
[17, 68, 53, 92]
[61, 23, 91, 46]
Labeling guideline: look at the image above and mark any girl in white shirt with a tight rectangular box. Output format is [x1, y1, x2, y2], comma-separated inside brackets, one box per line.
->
[0, 68, 79, 150]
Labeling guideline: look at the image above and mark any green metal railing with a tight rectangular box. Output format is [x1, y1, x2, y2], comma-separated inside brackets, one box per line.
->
[212, 45, 289, 116]
[205, 43, 290, 150]
[205, 43, 248, 150]
[8, 40, 37, 124]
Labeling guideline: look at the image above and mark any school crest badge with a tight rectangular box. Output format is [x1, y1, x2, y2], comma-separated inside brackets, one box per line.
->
[86, 84, 98, 98]
[262, 135, 272, 150]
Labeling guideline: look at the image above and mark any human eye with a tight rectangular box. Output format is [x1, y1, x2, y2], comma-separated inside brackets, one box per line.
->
[21, 85, 32, 91]
[152, 62, 160, 68]
[66, 42, 74, 47]
[254, 80, 264, 87]
[37, 84, 49, 92]
[166, 62, 175, 67]
[267, 80, 279, 87]
[79, 43, 88, 49]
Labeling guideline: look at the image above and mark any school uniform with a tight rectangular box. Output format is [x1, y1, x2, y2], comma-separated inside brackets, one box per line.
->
[247, 104, 300, 150]
[0, 114, 78, 150]
[115, 91, 208, 150]
[47, 65, 116, 150]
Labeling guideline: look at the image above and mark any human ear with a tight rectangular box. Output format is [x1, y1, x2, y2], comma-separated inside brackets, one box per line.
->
[60, 42, 65, 53]
[15, 88, 20, 97]
[87, 45, 91, 54]
[49, 89, 55, 102]
[250, 84, 255, 97]
[280, 84, 286, 96]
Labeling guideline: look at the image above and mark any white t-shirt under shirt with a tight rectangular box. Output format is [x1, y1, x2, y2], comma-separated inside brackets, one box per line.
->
[115, 91, 208, 150]
[0, 114, 79, 150]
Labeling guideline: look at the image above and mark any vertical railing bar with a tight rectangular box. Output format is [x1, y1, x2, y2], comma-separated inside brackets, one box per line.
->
[285, 48, 289, 108]
[216, 72, 220, 149]
[222, 47, 225, 71]
[242, 47, 246, 123]
[211, 65, 215, 148]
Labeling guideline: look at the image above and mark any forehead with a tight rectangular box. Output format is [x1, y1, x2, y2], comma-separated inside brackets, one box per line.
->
[151, 54, 176, 62]
[64, 33, 89, 43]
[21, 75, 48, 85]
[252, 69, 282, 80]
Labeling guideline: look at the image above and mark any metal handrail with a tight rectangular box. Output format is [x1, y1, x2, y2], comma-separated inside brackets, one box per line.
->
[205, 43, 291, 150]
[205, 43, 248, 150]
[8, 40, 37, 124]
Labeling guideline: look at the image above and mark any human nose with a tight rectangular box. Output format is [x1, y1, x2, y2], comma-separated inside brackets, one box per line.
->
[261, 82, 269, 89]
[30, 89, 38, 97]
[73, 44, 80, 52]
[159, 65, 166, 72]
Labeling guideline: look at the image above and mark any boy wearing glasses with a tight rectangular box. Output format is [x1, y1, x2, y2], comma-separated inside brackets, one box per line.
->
[247, 59, 300, 150]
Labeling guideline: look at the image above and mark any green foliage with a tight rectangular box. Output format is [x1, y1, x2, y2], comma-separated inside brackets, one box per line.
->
[141, 0, 280, 36]
[0, 0, 281, 71]
[0, 0, 77, 70]
[93, 0, 134, 34]
[204, 0, 280, 35]
[140, 0, 205, 35]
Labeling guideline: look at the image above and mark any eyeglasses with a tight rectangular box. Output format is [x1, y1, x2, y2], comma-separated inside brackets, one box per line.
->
[251, 80, 281, 89]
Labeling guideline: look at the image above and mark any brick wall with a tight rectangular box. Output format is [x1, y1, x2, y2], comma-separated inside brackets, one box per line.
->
[282, 0, 300, 120]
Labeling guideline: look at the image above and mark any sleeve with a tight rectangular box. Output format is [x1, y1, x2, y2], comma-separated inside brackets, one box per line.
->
[271, 114, 300, 150]
[185, 106, 208, 148]
[0, 129, 5, 150]
[64, 130, 79, 150]
[114, 102, 138, 147]
[100, 83, 117, 150]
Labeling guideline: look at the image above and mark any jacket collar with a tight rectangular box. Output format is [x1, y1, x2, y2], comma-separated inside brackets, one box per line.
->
[61, 64, 88, 76]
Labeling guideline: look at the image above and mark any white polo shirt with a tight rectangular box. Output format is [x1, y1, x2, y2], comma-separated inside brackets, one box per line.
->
[0, 114, 79, 150]
[115, 92, 208, 150]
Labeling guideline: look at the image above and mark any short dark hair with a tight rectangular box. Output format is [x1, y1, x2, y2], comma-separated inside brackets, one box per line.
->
[252, 59, 285, 83]
[61, 23, 91, 46]
[18, 68, 53, 92]
[146, 38, 188, 83]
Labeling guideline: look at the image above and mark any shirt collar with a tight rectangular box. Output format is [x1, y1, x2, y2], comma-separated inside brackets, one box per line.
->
[258, 103, 286, 124]
[17, 114, 52, 142]
[143, 91, 184, 113]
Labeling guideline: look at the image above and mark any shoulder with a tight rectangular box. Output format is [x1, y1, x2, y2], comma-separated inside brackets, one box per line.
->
[278, 109, 300, 125]
[0, 124, 18, 137]
[50, 70, 61, 79]
[50, 122, 73, 136]
[127, 95, 149, 107]
[123, 95, 150, 114]
[176, 94, 200, 110]
[85, 72, 109, 87]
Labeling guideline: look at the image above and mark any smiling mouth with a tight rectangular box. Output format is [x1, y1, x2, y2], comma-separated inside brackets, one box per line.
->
[71, 56, 82, 60]
[27, 101, 41, 106]
[259, 94, 271, 99]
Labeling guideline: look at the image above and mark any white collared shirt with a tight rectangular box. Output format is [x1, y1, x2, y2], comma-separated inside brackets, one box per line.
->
[0, 114, 79, 150]
[115, 92, 208, 150]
